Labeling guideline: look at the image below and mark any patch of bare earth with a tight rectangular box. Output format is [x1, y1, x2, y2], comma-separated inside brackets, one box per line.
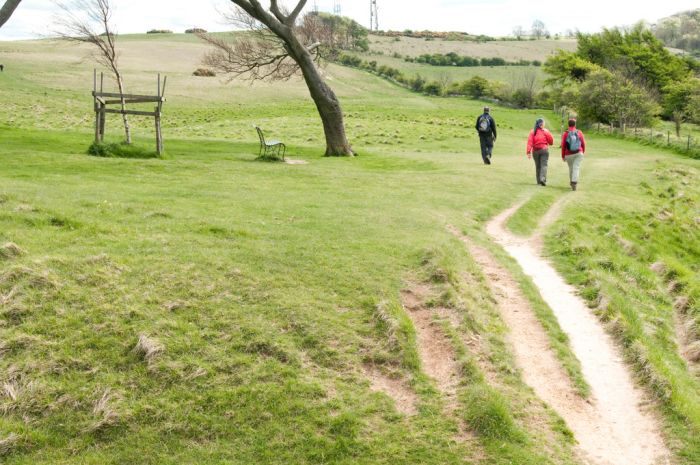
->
[468, 199, 672, 465]
[362, 364, 418, 416]
[401, 286, 461, 410]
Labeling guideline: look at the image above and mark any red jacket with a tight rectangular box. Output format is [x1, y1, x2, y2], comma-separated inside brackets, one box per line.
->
[561, 128, 586, 159]
[526, 128, 554, 154]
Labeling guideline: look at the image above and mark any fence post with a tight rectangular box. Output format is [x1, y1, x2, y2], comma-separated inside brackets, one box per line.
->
[689, 136, 692, 151]
[667, 131, 670, 145]
[650, 128, 653, 143]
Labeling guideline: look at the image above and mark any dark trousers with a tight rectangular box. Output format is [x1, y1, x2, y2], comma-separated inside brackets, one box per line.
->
[533, 149, 549, 183]
[479, 134, 494, 164]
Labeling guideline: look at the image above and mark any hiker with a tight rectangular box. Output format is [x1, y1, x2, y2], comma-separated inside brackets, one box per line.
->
[526, 118, 554, 186]
[561, 118, 586, 191]
[475, 106, 497, 164]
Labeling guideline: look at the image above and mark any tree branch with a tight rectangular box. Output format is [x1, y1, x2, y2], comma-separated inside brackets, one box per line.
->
[287, 0, 307, 26]
[269, 0, 286, 24]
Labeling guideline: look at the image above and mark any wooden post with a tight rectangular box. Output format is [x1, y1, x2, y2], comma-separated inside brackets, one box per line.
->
[155, 106, 162, 155]
[99, 103, 106, 142]
[667, 131, 670, 145]
[93, 69, 99, 143]
[158, 76, 167, 154]
[688, 136, 692, 150]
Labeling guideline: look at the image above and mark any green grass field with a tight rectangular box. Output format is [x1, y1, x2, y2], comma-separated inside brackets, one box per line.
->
[0, 34, 698, 464]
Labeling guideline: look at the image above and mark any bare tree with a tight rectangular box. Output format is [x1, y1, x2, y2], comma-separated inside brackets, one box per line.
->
[0, 0, 21, 29]
[532, 20, 547, 39]
[54, 0, 131, 144]
[512, 25, 524, 40]
[200, 0, 353, 156]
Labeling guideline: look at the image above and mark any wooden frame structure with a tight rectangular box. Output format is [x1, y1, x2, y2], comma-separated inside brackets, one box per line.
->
[92, 70, 167, 154]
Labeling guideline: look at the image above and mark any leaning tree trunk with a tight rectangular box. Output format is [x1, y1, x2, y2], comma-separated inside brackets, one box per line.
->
[290, 38, 353, 156]
[673, 111, 682, 138]
[0, 0, 22, 29]
[300, 60, 353, 156]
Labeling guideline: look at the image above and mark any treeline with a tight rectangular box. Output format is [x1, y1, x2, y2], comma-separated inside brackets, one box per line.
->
[305, 12, 369, 52]
[337, 53, 544, 108]
[372, 30, 497, 42]
[406, 52, 541, 67]
[545, 24, 700, 133]
[654, 9, 700, 56]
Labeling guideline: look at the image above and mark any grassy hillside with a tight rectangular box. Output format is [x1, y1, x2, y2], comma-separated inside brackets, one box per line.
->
[352, 35, 577, 90]
[1, 34, 698, 464]
[368, 35, 578, 61]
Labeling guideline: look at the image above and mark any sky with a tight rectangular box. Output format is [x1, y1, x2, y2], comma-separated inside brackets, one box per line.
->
[1, 0, 698, 41]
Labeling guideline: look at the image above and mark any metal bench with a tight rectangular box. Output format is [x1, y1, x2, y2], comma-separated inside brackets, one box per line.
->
[255, 126, 286, 160]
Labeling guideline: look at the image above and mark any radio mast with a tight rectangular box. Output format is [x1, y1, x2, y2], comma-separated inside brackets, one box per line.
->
[333, 0, 341, 15]
[370, 0, 378, 31]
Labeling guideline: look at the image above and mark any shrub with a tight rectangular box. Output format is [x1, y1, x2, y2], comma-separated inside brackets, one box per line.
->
[185, 28, 207, 34]
[339, 54, 362, 67]
[410, 75, 426, 92]
[461, 76, 491, 99]
[193, 68, 216, 77]
[423, 81, 443, 96]
[146, 29, 173, 34]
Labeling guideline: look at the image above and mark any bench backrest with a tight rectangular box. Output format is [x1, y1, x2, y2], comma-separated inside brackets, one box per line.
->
[255, 126, 266, 145]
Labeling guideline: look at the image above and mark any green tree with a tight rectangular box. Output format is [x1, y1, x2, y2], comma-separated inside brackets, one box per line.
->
[461, 76, 491, 99]
[577, 69, 659, 129]
[576, 24, 692, 92]
[543, 50, 600, 84]
[663, 78, 700, 135]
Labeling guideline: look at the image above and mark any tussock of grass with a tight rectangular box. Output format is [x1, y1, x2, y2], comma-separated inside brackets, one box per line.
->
[88, 141, 162, 159]
[0, 433, 21, 457]
[369, 299, 420, 371]
[0, 243, 24, 261]
[87, 389, 120, 433]
[461, 384, 523, 440]
[133, 334, 164, 364]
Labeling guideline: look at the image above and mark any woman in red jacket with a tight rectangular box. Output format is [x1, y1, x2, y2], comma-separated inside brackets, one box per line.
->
[526, 118, 554, 186]
[561, 118, 586, 191]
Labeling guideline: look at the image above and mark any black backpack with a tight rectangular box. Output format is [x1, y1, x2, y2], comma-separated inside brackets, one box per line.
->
[477, 114, 491, 133]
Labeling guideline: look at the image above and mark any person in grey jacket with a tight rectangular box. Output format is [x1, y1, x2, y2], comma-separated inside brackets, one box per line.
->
[475, 106, 497, 164]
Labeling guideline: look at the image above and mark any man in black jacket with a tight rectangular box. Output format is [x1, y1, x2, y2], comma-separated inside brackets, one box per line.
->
[475, 106, 497, 164]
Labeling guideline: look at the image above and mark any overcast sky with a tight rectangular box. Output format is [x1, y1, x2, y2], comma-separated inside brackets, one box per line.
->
[1, 0, 698, 40]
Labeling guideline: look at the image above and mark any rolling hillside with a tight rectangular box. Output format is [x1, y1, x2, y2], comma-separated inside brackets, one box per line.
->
[0, 33, 698, 465]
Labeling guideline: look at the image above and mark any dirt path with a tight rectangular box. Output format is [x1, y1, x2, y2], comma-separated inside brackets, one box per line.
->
[474, 199, 671, 465]
[401, 287, 461, 409]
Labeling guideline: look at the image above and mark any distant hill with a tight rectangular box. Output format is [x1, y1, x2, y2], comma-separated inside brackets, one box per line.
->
[653, 9, 700, 56]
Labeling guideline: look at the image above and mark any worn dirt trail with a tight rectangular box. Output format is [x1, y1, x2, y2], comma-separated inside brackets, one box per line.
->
[401, 287, 462, 409]
[474, 199, 671, 465]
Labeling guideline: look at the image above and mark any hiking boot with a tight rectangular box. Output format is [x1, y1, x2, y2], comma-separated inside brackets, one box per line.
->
[540, 180, 546, 186]
[571, 182, 577, 191]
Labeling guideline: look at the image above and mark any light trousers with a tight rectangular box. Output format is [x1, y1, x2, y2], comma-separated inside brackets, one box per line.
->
[565, 152, 584, 182]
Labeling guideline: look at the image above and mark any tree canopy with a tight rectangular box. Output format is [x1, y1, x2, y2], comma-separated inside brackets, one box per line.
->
[544, 23, 700, 128]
